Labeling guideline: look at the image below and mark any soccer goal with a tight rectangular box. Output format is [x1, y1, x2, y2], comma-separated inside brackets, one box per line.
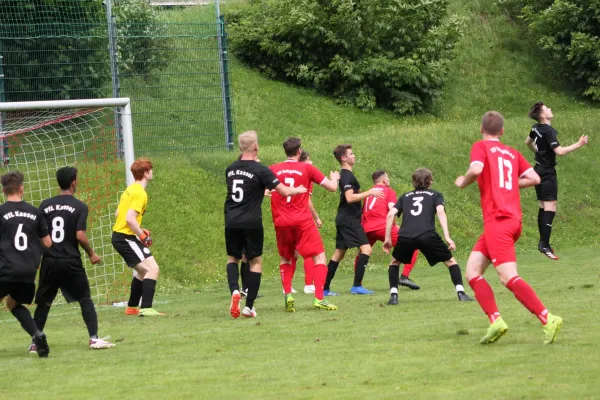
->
[0, 98, 136, 305]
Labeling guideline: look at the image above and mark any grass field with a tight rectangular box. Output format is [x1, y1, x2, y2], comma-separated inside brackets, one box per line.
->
[1, 248, 599, 399]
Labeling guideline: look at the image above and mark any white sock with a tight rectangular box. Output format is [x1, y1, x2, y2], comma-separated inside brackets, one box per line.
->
[455, 285, 465, 293]
[390, 287, 398, 295]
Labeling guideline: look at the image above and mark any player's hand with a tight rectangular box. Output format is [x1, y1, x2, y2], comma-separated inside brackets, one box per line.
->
[446, 237, 456, 251]
[139, 232, 153, 247]
[315, 217, 323, 228]
[369, 188, 385, 199]
[294, 185, 308, 194]
[89, 253, 101, 264]
[383, 239, 393, 254]
[264, 189, 272, 197]
[578, 135, 589, 147]
[330, 171, 340, 181]
[454, 176, 465, 188]
[142, 228, 151, 237]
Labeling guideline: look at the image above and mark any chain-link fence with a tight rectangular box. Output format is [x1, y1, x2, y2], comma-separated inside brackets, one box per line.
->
[0, 0, 234, 155]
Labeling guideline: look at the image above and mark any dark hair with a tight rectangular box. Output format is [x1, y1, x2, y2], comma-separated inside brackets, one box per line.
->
[56, 166, 77, 190]
[333, 144, 352, 164]
[412, 168, 433, 190]
[2, 171, 24, 195]
[481, 111, 504, 135]
[130, 157, 153, 180]
[283, 137, 301, 157]
[299, 149, 310, 162]
[371, 170, 386, 183]
[528, 101, 544, 122]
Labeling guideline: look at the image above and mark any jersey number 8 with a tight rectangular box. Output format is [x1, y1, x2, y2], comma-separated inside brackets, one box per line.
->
[52, 216, 65, 243]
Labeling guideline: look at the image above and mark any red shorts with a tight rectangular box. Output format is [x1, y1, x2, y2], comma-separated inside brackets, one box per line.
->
[365, 226, 398, 247]
[275, 221, 324, 260]
[472, 217, 522, 267]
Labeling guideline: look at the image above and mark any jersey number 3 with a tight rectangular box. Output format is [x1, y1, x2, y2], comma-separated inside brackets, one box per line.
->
[497, 156, 513, 190]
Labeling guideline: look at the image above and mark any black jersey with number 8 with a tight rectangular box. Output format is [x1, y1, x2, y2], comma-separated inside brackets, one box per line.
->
[395, 189, 444, 239]
[40, 195, 87, 260]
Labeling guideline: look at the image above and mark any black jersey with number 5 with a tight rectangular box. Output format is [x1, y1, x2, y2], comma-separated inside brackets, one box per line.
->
[40, 195, 87, 260]
[395, 189, 444, 238]
[225, 160, 280, 229]
[0, 201, 49, 283]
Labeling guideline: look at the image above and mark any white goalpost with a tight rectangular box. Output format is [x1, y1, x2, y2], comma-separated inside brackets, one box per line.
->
[0, 98, 135, 305]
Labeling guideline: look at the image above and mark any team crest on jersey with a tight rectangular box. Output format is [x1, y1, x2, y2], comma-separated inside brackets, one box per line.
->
[143, 248, 150, 255]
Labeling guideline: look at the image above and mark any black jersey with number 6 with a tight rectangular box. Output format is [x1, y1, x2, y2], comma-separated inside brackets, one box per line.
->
[225, 160, 280, 229]
[40, 195, 87, 260]
[395, 189, 444, 238]
[0, 201, 49, 283]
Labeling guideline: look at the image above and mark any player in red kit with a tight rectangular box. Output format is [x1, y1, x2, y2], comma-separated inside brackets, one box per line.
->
[455, 111, 563, 345]
[270, 138, 340, 311]
[361, 170, 420, 290]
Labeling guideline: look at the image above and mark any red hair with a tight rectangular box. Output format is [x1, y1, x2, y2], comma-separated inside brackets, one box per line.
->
[131, 157, 153, 180]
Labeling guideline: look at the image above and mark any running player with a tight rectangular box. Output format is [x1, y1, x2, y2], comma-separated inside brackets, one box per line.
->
[32, 167, 115, 351]
[525, 102, 588, 260]
[383, 169, 473, 305]
[112, 157, 164, 317]
[0, 171, 51, 357]
[456, 111, 562, 344]
[324, 144, 385, 296]
[362, 170, 420, 290]
[225, 131, 307, 318]
[270, 138, 339, 312]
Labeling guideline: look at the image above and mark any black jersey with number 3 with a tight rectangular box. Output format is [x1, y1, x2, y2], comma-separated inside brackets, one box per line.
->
[0, 201, 49, 283]
[225, 160, 280, 229]
[395, 189, 444, 238]
[40, 195, 88, 260]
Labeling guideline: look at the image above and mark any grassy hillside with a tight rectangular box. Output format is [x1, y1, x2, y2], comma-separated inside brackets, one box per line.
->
[142, 0, 600, 289]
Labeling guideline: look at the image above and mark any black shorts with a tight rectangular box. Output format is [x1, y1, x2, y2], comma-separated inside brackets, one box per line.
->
[534, 165, 558, 201]
[335, 223, 369, 250]
[35, 257, 90, 304]
[112, 232, 153, 267]
[393, 231, 452, 266]
[0, 281, 35, 304]
[225, 227, 264, 260]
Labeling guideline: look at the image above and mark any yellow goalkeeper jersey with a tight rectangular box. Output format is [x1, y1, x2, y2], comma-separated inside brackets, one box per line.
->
[113, 183, 147, 235]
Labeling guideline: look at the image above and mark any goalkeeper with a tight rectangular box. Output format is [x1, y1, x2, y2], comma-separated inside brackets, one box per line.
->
[112, 157, 164, 317]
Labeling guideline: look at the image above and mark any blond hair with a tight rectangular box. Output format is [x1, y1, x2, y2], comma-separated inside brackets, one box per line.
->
[238, 130, 258, 152]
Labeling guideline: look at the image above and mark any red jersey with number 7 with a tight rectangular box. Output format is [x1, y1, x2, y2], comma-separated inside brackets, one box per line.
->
[270, 160, 326, 226]
[361, 184, 397, 232]
[470, 139, 534, 223]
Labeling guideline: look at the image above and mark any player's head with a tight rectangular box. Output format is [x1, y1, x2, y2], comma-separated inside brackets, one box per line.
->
[1, 171, 24, 197]
[56, 166, 78, 192]
[299, 149, 312, 164]
[480, 111, 504, 137]
[283, 137, 302, 158]
[131, 157, 153, 181]
[529, 101, 553, 122]
[412, 168, 433, 190]
[333, 144, 355, 166]
[371, 170, 389, 186]
[238, 130, 258, 153]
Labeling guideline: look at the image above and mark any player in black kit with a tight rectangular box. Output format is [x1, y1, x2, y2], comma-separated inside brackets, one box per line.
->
[383, 169, 473, 304]
[225, 131, 307, 318]
[525, 102, 588, 260]
[323, 144, 385, 296]
[0, 171, 52, 357]
[31, 167, 115, 352]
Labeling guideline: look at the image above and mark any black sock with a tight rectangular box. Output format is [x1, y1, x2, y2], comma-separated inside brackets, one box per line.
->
[33, 303, 51, 332]
[227, 262, 240, 294]
[79, 298, 98, 338]
[388, 265, 400, 289]
[240, 261, 248, 290]
[11, 304, 40, 337]
[324, 260, 339, 291]
[537, 207, 544, 243]
[140, 279, 157, 309]
[541, 211, 556, 247]
[353, 253, 370, 286]
[245, 271, 262, 309]
[448, 264, 465, 291]
[127, 277, 143, 307]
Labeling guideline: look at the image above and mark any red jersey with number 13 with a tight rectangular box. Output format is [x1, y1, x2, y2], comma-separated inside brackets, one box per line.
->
[470, 139, 533, 223]
[361, 184, 397, 232]
[270, 160, 326, 226]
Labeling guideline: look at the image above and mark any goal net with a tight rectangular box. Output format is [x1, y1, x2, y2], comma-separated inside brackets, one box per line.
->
[0, 98, 135, 305]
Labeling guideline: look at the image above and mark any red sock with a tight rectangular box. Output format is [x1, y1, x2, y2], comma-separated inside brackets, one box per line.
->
[469, 276, 501, 323]
[402, 250, 419, 276]
[313, 263, 327, 300]
[279, 263, 293, 294]
[506, 276, 548, 325]
[304, 257, 315, 286]
[291, 257, 297, 275]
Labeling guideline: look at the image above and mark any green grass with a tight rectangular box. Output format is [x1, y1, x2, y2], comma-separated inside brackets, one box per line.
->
[1, 248, 599, 399]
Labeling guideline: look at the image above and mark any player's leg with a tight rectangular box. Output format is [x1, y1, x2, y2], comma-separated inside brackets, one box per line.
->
[324, 227, 347, 296]
[399, 249, 420, 290]
[303, 255, 315, 294]
[240, 253, 248, 297]
[111, 232, 144, 315]
[350, 224, 374, 294]
[536, 171, 559, 259]
[33, 258, 61, 334]
[134, 256, 164, 317]
[387, 258, 401, 305]
[442, 258, 474, 301]
[241, 228, 265, 317]
[311, 252, 337, 310]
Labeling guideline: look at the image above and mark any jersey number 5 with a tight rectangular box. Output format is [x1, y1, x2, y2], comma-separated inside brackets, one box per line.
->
[497, 156, 513, 190]
[232, 179, 244, 203]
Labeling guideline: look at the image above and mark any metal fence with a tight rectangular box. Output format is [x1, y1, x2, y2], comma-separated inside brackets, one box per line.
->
[0, 0, 234, 155]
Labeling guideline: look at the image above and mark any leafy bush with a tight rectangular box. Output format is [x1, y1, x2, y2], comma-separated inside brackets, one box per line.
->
[226, 0, 465, 114]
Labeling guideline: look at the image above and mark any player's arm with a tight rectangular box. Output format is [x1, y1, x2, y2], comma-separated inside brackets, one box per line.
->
[319, 171, 340, 192]
[383, 207, 399, 253]
[40, 235, 52, 248]
[553, 135, 588, 156]
[455, 162, 483, 189]
[524, 136, 537, 153]
[273, 183, 307, 197]
[435, 205, 455, 251]
[308, 197, 322, 228]
[345, 187, 384, 203]
[76, 231, 101, 264]
[518, 168, 540, 189]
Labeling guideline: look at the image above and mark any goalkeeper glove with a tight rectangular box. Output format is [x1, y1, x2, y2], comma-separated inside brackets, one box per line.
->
[139, 230, 153, 247]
